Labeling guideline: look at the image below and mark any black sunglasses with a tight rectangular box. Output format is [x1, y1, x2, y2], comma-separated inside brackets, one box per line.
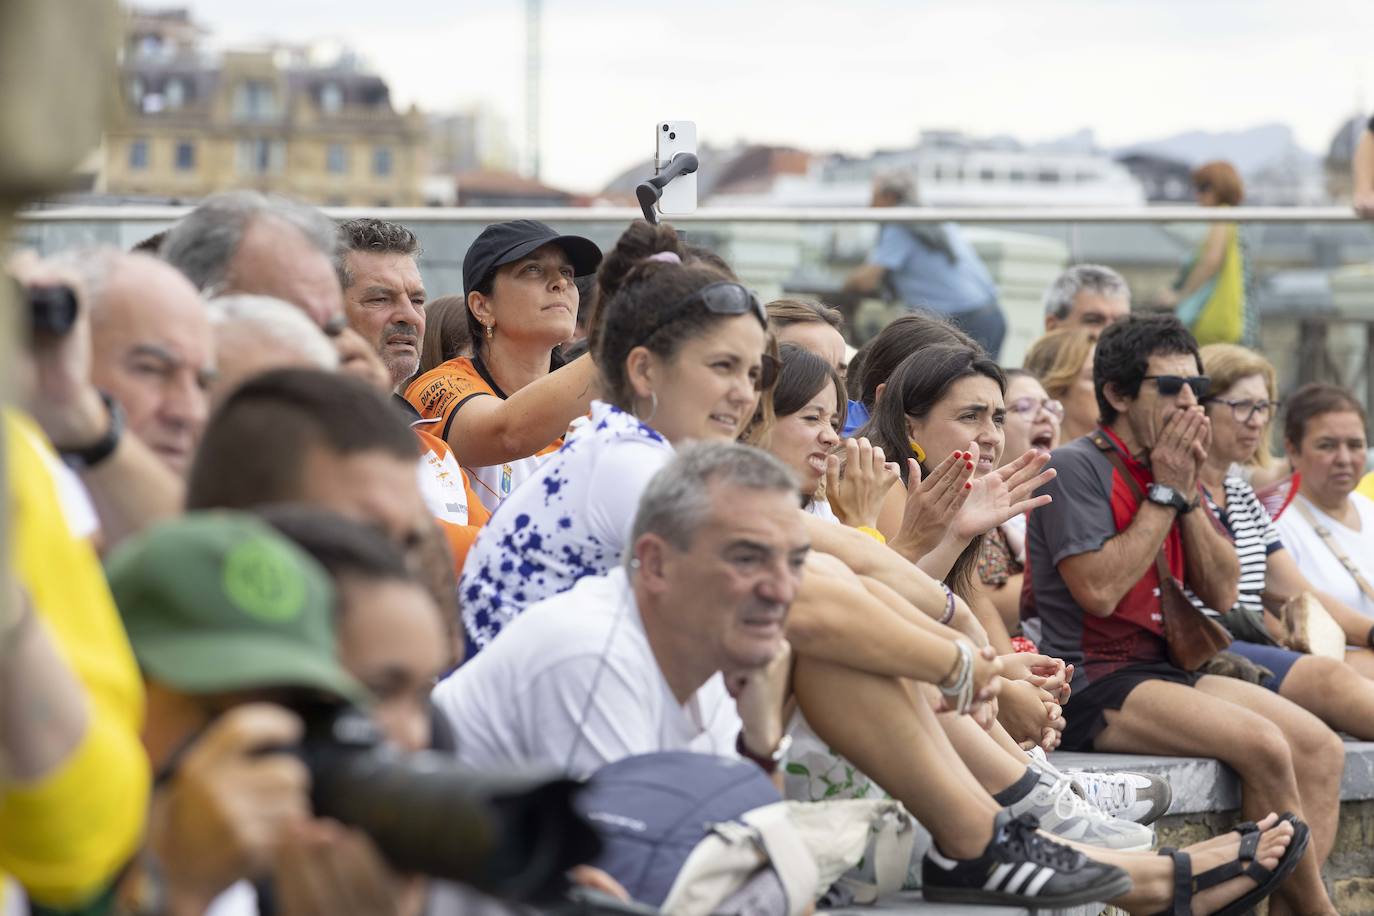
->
[674, 281, 768, 327]
[644, 282, 776, 391]
[1143, 374, 1211, 398]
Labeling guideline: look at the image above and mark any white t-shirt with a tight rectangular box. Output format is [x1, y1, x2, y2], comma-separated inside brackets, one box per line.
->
[458, 401, 674, 651]
[434, 568, 740, 780]
[1277, 493, 1374, 618]
[805, 498, 839, 522]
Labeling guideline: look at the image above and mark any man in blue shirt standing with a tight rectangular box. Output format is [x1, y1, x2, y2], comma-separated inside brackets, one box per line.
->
[845, 173, 1006, 358]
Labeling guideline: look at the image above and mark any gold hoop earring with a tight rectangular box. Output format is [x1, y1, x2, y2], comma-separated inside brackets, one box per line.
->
[909, 440, 926, 463]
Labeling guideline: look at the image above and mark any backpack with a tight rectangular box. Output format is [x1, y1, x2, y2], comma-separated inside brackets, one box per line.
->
[578, 752, 914, 915]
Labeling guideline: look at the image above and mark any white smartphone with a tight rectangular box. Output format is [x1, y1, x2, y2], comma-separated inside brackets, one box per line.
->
[655, 120, 697, 215]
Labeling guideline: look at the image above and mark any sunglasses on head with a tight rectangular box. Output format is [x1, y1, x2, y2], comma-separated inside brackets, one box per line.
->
[673, 281, 768, 327]
[1143, 374, 1211, 398]
[645, 282, 776, 391]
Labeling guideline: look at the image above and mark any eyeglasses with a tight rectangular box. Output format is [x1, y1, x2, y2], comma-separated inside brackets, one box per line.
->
[1143, 375, 1211, 399]
[644, 282, 776, 391]
[1206, 397, 1278, 424]
[1008, 396, 1064, 420]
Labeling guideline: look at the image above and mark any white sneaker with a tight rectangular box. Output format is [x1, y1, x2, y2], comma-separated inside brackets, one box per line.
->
[1072, 769, 1172, 826]
[1006, 775, 1155, 852]
[1026, 748, 1172, 826]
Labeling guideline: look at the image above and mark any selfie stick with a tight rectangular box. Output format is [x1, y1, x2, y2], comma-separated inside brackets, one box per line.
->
[635, 152, 699, 225]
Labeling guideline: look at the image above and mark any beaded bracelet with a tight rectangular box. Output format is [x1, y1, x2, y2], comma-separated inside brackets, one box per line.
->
[938, 583, 956, 626]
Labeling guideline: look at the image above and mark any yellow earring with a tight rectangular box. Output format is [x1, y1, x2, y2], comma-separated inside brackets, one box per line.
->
[484, 324, 494, 340]
[909, 440, 925, 463]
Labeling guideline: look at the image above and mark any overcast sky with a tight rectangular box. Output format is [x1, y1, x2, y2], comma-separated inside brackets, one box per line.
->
[181, 0, 1374, 193]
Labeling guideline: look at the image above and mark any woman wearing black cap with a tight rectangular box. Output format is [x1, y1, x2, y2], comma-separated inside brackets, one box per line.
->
[404, 220, 603, 512]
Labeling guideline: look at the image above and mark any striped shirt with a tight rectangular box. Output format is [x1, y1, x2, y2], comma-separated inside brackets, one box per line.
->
[1187, 475, 1282, 618]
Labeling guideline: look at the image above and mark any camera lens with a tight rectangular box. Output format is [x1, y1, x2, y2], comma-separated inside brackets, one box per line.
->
[668, 132, 676, 140]
[662, 124, 669, 132]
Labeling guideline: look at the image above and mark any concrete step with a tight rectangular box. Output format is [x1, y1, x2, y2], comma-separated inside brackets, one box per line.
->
[1050, 738, 1374, 815]
[823, 891, 1106, 915]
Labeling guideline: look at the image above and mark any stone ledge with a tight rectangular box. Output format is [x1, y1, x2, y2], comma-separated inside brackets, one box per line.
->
[823, 892, 1102, 915]
[1049, 738, 1374, 816]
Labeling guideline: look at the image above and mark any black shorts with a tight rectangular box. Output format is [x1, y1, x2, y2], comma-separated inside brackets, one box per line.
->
[1060, 660, 1201, 752]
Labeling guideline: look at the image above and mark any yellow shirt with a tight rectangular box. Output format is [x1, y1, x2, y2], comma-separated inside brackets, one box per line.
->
[1, 410, 150, 908]
[1359, 471, 1374, 503]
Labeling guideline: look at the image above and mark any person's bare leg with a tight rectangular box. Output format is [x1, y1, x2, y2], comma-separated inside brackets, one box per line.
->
[1279, 654, 1374, 739]
[939, 710, 1035, 794]
[1093, 678, 1337, 915]
[1342, 647, 1374, 679]
[1196, 674, 1344, 865]
[794, 656, 1003, 859]
[1081, 814, 1294, 915]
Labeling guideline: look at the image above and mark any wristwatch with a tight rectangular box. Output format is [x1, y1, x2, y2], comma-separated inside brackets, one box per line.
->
[736, 731, 793, 774]
[1146, 483, 1196, 514]
[59, 391, 124, 471]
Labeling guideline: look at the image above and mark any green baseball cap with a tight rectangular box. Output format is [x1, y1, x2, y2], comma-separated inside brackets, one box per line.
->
[107, 511, 367, 706]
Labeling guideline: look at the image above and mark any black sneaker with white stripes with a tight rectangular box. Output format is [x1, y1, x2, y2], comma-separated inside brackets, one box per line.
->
[922, 810, 1134, 907]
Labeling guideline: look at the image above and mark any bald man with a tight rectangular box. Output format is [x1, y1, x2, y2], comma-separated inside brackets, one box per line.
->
[85, 253, 216, 474]
[20, 249, 214, 547]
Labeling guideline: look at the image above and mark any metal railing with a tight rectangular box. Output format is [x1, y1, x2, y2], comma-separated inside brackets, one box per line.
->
[15, 203, 1374, 409]
[18, 205, 1369, 224]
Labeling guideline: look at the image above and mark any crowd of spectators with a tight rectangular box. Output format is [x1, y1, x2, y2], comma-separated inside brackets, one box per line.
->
[9, 171, 1374, 916]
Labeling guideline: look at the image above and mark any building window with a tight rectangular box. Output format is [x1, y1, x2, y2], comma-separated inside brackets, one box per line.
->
[373, 146, 393, 177]
[1009, 169, 1026, 184]
[232, 81, 278, 121]
[326, 143, 348, 174]
[175, 141, 195, 171]
[129, 139, 149, 170]
[978, 168, 995, 182]
[165, 78, 186, 109]
[1037, 169, 1060, 183]
[236, 139, 285, 175]
[320, 82, 343, 114]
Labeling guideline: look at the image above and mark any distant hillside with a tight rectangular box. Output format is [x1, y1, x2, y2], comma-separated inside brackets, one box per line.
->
[1114, 124, 1317, 173]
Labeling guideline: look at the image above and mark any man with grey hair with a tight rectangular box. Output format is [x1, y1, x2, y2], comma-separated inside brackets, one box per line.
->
[1042, 264, 1131, 333]
[432, 441, 804, 782]
[844, 171, 1006, 357]
[160, 191, 393, 391]
[161, 190, 342, 329]
[337, 217, 427, 390]
[17, 248, 212, 545]
[208, 294, 339, 404]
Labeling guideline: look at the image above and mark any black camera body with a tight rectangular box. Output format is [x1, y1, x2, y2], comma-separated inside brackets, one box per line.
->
[26, 283, 78, 336]
[295, 703, 601, 904]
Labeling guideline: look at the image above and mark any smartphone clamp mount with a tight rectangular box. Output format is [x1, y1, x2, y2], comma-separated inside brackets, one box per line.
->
[635, 152, 699, 225]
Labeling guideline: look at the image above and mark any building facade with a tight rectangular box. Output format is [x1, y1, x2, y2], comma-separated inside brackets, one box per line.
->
[105, 8, 425, 206]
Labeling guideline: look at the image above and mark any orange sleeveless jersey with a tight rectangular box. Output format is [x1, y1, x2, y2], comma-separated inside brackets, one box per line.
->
[405, 356, 562, 513]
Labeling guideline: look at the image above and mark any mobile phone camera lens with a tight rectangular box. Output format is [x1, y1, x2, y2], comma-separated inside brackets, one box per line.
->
[668, 132, 676, 140]
[662, 124, 669, 132]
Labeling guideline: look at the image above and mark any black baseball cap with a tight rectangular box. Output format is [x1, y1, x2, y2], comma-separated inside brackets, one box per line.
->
[462, 219, 602, 296]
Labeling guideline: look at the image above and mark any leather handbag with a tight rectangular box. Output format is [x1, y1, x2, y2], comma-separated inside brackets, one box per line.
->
[1090, 432, 1233, 670]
